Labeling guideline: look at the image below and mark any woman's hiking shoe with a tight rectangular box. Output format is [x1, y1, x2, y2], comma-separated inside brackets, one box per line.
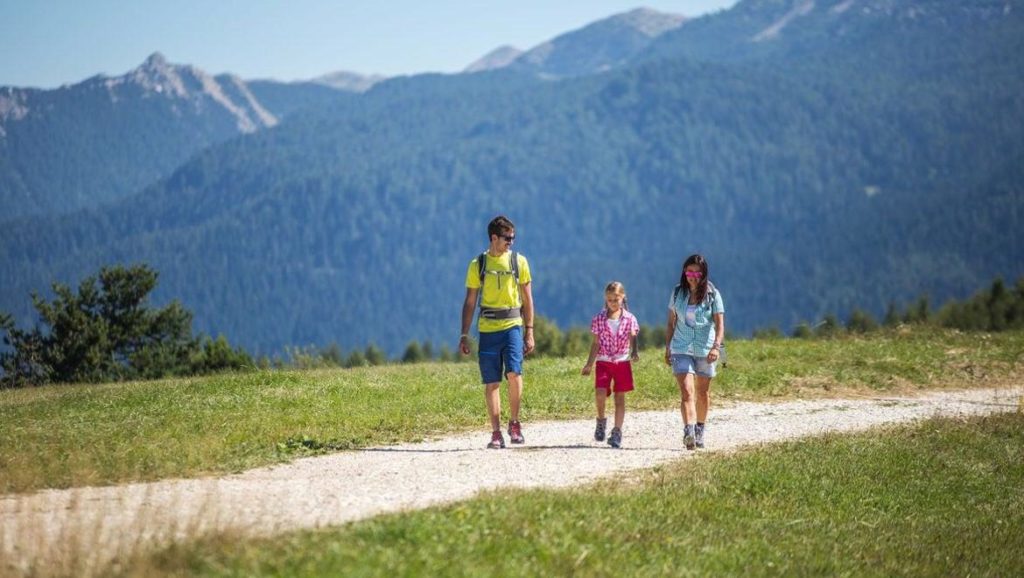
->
[594, 418, 607, 442]
[684, 424, 696, 450]
[487, 430, 505, 449]
[508, 420, 525, 444]
[695, 423, 705, 449]
[608, 427, 622, 449]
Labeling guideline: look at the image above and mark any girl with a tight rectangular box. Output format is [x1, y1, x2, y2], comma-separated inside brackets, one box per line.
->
[582, 282, 640, 448]
[665, 254, 725, 450]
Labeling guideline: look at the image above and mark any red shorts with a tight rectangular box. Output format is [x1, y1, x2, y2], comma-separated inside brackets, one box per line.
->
[595, 360, 634, 393]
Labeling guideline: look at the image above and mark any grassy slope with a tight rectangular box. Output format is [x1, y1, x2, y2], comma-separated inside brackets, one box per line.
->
[1, 328, 1022, 494]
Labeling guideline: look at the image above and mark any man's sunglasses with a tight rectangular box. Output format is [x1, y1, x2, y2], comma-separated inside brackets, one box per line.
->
[499, 234, 516, 242]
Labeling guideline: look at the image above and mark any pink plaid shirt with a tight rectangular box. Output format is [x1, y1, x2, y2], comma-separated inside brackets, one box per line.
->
[590, 309, 639, 359]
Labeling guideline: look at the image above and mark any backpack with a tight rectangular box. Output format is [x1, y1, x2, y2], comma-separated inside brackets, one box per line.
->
[477, 250, 520, 287]
[476, 251, 522, 319]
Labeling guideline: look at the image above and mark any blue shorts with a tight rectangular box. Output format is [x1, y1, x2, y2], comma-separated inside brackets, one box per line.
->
[478, 326, 524, 384]
[671, 353, 717, 378]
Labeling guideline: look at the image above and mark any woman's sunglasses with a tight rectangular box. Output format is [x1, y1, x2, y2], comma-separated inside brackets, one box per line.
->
[685, 271, 703, 279]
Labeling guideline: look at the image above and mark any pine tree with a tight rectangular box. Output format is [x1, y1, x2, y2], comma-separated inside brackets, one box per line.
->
[1, 264, 201, 386]
[846, 309, 879, 334]
[364, 344, 387, 366]
[402, 341, 424, 364]
[792, 322, 813, 339]
[320, 342, 344, 367]
[438, 344, 455, 362]
[344, 350, 367, 368]
[531, 316, 563, 357]
[815, 314, 842, 338]
[987, 278, 1010, 331]
[0, 264, 259, 386]
[883, 301, 901, 327]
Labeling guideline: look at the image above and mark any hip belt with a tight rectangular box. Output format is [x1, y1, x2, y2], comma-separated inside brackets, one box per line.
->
[480, 307, 521, 320]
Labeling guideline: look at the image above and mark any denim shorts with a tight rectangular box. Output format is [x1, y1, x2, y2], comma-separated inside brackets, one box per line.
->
[478, 326, 524, 384]
[671, 353, 716, 378]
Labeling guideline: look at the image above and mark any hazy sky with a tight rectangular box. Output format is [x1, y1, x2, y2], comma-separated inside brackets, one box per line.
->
[1, 1, 736, 88]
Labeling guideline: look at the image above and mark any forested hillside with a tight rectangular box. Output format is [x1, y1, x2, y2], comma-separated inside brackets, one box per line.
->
[2, 0, 1022, 356]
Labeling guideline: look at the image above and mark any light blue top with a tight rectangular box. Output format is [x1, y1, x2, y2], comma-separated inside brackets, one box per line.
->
[668, 283, 725, 357]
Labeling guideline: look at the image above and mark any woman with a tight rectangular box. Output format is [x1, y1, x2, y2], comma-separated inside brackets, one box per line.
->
[665, 254, 725, 450]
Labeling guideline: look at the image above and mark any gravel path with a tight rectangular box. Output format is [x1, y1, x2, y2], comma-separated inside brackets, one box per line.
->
[2, 386, 1021, 575]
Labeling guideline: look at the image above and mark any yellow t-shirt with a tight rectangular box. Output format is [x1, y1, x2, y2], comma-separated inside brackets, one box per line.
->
[465, 251, 532, 333]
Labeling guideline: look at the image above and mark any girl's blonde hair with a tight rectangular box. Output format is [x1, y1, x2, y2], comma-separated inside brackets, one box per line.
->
[605, 281, 628, 312]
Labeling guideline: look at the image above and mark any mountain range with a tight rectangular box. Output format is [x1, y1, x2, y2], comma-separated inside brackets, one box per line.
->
[0, 52, 352, 218]
[2, 0, 1022, 358]
[0, 8, 685, 220]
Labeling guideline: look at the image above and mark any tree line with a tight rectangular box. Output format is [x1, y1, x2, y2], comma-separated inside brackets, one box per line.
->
[3, 264, 1022, 388]
[751, 278, 1024, 339]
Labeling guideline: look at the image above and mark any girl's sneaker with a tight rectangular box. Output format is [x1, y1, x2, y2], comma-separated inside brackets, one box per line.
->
[487, 430, 505, 449]
[608, 427, 622, 449]
[594, 418, 607, 442]
[695, 423, 705, 449]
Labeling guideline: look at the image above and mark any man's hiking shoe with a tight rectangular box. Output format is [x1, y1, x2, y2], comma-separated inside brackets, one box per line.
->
[608, 427, 622, 449]
[594, 418, 607, 442]
[684, 432, 696, 451]
[487, 430, 505, 449]
[508, 420, 525, 444]
[695, 423, 705, 449]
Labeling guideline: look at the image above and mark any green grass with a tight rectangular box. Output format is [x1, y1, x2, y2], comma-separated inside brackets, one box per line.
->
[1, 328, 1022, 493]
[126, 411, 1024, 577]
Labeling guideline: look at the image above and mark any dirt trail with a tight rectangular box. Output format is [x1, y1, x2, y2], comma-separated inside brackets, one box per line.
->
[1, 386, 1021, 576]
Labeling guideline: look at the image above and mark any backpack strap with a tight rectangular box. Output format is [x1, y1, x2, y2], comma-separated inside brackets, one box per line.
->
[675, 282, 717, 305]
[671, 284, 682, 336]
[476, 251, 523, 318]
[478, 251, 521, 287]
[510, 250, 520, 285]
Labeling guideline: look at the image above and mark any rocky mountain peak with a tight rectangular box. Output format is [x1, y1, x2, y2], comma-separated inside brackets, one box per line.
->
[142, 51, 170, 71]
[615, 7, 688, 36]
[94, 54, 278, 132]
[107, 51, 194, 97]
[311, 71, 386, 93]
[464, 45, 525, 73]
[508, 7, 688, 78]
[464, 7, 687, 78]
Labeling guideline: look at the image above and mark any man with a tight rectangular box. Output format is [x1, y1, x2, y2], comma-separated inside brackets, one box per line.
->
[460, 215, 535, 449]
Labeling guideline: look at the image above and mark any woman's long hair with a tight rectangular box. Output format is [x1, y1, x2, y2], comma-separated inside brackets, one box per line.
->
[677, 254, 709, 304]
